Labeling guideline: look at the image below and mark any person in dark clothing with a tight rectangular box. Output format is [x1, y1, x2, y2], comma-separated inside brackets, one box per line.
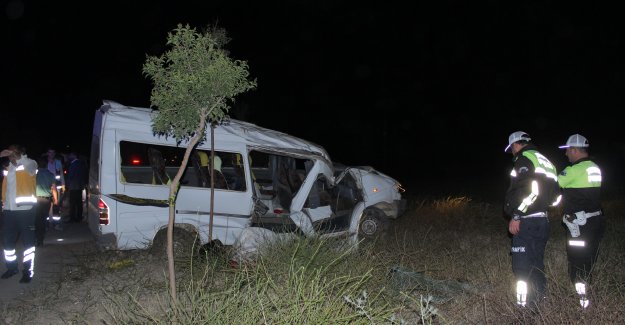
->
[35, 157, 58, 246]
[192, 151, 229, 190]
[208, 154, 229, 190]
[230, 153, 247, 191]
[503, 131, 560, 307]
[65, 152, 87, 223]
[147, 147, 171, 186]
[557, 134, 604, 309]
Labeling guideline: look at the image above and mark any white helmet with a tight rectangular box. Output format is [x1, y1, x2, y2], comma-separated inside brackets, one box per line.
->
[505, 131, 531, 152]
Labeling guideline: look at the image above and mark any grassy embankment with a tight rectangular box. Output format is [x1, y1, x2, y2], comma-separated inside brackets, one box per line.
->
[4, 192, 624, 324]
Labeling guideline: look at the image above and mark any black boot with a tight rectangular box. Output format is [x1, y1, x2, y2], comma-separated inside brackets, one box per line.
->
[19, 271, 32, 283]
[1, 269, 18, 279]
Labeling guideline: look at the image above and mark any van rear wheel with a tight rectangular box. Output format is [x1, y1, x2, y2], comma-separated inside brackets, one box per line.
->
[150, 227, 200, 260]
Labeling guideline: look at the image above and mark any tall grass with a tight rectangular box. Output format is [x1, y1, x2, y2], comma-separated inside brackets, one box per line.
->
[380, 194, 625, 324]
[105, 236, 407, 324]
[102, 193, 625, 324]
[4, 193, 623, 324]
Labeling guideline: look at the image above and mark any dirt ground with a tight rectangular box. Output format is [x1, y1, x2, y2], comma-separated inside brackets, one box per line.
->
[0, 219, 166, 324]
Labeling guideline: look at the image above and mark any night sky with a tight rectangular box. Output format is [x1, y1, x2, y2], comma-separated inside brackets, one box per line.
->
[2, 1, 624, 199]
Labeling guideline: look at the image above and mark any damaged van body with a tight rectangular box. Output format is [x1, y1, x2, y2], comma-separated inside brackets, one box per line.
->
[87, 100, 406, 254]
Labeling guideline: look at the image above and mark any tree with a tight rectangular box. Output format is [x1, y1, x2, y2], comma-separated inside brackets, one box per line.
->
[142, 23, 256, 302]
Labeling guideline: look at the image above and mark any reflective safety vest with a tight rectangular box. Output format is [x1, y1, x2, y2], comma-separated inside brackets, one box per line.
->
[558, 159, 602, 214]
[559, 160, 602, 188]
[521, 150, 558, 182]
[509, 149, 559, 214]
[2, 165, 37, 208]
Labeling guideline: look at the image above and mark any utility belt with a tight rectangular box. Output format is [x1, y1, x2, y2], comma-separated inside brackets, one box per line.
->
[520, 212, 547, 219]
[563, 210, 602, 238]
[565, 210, 602, 224]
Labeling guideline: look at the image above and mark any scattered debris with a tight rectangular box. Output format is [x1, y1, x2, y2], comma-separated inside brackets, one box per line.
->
[108, 258, 134, 270]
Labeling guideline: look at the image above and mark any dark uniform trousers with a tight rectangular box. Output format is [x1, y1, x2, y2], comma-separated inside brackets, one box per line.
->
[2, 207, 37, 273]
[511, 216, 550, 300]
[69, 189, 83, 222]
[567, 214, 605, 283]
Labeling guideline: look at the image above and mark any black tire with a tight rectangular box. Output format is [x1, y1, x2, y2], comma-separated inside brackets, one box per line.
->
[358, 209, 389, 239]
[150, 227, 200, 260]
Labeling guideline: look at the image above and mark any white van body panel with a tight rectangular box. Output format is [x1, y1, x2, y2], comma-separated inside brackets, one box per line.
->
[88, 100, 338, 251]
[234, 202, 365, 263]
[335, 165, 406, 219]
[88, 100, 403, 254]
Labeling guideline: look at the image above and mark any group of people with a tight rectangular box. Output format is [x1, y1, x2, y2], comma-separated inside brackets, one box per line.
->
[504, 131, 604, 309]
[1, 145, 87, 284]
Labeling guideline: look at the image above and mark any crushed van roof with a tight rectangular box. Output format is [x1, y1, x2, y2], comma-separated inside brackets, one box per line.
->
[101, 100, 331, 162]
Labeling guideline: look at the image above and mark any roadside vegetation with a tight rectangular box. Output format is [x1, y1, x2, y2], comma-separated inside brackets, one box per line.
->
[2, 192, 624, 324]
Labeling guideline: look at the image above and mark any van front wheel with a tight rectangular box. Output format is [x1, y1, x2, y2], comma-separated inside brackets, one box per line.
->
[150, 227, 200, 260]
[358, 209, 389, 239]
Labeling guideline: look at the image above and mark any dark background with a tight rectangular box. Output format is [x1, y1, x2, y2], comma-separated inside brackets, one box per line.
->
[2, 1, 624, 201]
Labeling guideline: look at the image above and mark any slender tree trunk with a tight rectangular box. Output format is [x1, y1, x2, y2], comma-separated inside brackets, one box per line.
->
[166, 111, 208, 305]
[209, 124, 215, 241]
[167, 201, 177, 303]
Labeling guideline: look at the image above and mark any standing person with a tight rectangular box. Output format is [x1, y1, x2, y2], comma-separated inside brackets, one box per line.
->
[35, 156, 58, 246]
[557, 134, 604, 309]
[45, 148, 65, 225]
[503, 131, 560, 307]
[0, 145, 38, 283]
[65, 151, 87, 223]
[45, 148, 65, 193]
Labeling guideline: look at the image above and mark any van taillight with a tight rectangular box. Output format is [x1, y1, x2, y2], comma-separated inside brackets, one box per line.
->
[98, 199, 110, 225]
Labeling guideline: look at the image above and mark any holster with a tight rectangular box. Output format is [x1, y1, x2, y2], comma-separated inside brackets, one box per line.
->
[573, 211, 587, 225]
[563, 215, 580, 238]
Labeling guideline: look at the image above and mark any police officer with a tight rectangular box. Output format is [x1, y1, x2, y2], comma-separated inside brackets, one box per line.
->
[504, 131, 560, 307]
[558, 134, 603, 309]
[1, 145, 38, 283]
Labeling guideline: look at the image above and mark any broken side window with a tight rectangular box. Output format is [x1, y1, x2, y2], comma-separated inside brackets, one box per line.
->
[119, 141, 247, 191]
[249, 150, 310, 213]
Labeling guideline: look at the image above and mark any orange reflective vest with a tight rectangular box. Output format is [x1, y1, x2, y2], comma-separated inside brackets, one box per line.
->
[2, 165, 37, 208]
